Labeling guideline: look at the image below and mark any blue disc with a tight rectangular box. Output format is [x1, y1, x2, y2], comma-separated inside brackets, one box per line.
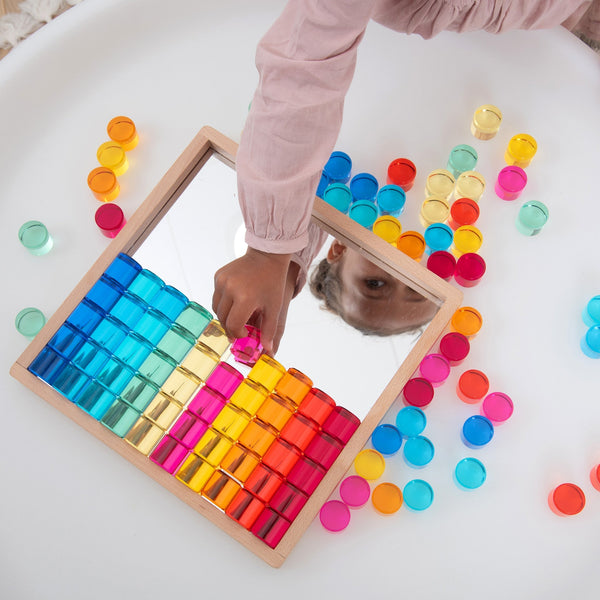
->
[424, 223, 454, 252]
[403, 435, 434, 467]
[350, 172, 379, 202]
[403, 479, 434, 511]
[324, 151, 352, 183]
[371, 424, 402, 455]
[395, 406, 427, 438]
[454, 457, 487, 490]
[462, 415, 494, 447]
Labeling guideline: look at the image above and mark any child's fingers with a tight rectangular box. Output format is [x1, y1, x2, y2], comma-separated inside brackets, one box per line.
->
[222, 300, 256, 341]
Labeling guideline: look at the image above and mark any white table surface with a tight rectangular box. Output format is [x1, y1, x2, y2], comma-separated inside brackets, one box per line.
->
[1, 1, 599, 598]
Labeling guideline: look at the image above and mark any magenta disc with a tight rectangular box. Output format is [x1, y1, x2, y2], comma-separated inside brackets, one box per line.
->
[339, 475, 371, 508]
[319, 500, 351, 532]
[482, 392, 514, 423]
[419, 354, 451, 387]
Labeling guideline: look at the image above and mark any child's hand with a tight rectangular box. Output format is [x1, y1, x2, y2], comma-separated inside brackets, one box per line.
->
[212, 248, 292, 355]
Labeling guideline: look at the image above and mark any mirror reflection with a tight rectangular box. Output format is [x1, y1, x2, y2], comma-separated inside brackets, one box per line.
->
[133, 155, 439, 419]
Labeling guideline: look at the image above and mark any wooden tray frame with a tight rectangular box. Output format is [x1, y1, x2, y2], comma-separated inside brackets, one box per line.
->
[10, 126, 462, 567]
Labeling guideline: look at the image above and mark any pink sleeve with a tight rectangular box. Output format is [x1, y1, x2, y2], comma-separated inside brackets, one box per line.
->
[236, 0, 375, 255]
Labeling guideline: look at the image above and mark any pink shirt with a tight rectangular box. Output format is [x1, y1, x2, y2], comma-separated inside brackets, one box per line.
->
[237, 0, 598, 287]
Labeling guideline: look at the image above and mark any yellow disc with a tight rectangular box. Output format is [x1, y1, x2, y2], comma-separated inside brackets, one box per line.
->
[420, 196, 450, 227]
[454, 171, 485, 202]
[505, 133, 537, 167]
[97, 141, 129, 176]
[425, 169, 455, 199]
[453, 225, 483, 254]
[372, 482, 403, 514]
[451, 306, 483, 337]
[354, 448, 385, 480]
[373, 215, 402, 244]
[471, 104, 502, 140]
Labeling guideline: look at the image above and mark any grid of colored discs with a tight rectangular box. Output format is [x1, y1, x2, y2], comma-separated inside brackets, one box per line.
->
[27, 252, 360, 549]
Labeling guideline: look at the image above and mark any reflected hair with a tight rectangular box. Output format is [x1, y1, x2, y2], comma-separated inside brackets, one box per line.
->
[309, 258, 423, 337]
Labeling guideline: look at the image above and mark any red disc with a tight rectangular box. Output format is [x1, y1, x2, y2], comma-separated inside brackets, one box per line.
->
[439, 332, 470, 364]
[427, 251, 456, 281]
[550, 483, 586, 516]
[387, 158, 417, 191]
[402, 377, 434, 408]
[457, 369, 490, 403]
[449, 197, 480, 229]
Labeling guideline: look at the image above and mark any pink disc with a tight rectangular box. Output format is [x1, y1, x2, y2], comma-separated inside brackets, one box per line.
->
[419, 354, 451, 387]
[339, 475, 371, 508]
[319, 500, 351, 532]
[495, 166, 527, 201]
[482, 392, 514, 423]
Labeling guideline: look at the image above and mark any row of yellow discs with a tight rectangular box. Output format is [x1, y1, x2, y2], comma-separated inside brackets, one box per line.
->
[87, 116, 139, 202]
[371, 104, 537, 259]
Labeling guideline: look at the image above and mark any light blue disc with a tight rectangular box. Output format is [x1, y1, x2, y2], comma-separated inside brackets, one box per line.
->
[371, 424, 402, 455]
[349, 199, 378, 229]
[403, 435, 434, 467]
[403, 479, 434, 511]
[583, 296, 600, 326]
[424, 223, 454, 252]
[581, 325, 600, 358]
[454, 457, 487, 490]
[395, 406, 427, 438]
[323, 183, 352, 213]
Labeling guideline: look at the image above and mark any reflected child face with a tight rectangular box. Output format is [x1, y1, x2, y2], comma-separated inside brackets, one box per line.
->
[323, 240, 438, 335]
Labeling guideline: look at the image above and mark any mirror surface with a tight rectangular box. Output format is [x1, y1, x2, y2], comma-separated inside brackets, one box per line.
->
[133, 155, 440, 419]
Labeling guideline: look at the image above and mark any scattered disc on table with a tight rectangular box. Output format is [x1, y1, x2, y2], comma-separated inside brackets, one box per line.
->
[462, 415, 494, 447]
[448, 197, 480, 230]
[457, 369, 490, 404]
[402, 377, 434, 407]
[583, 295, 600, 327]
[549, 483, 586, 516]
[371, 424, 403, 455]
[452, 225, 483, 255]
[403, 435, 435, 468]
[590, 464, 600, 492]
[354, 448, 386, 480]
[396, 406, 427, 438]
[372, 482, 403, 515]
[451, 306, 483, 337]
[340, 475, 371, 508]
[419, 354, 451, 387]
[439, 332, 470, 365]
[454, 252, 486, 287]
[427, 251, 456, 281]
[581, 325, 600, 359]
[320, 500, 351, 531]
[15, 307, 46, 338]
[482, 392, 514, 423]
[403, 479, 434, 511]
[471, 104, 502, 140]
[516, 200, 549, 236]
[454, 457, 487, 490]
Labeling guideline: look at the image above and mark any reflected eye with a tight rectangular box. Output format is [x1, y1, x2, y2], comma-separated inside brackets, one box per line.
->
[365, 279, 385, 289]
